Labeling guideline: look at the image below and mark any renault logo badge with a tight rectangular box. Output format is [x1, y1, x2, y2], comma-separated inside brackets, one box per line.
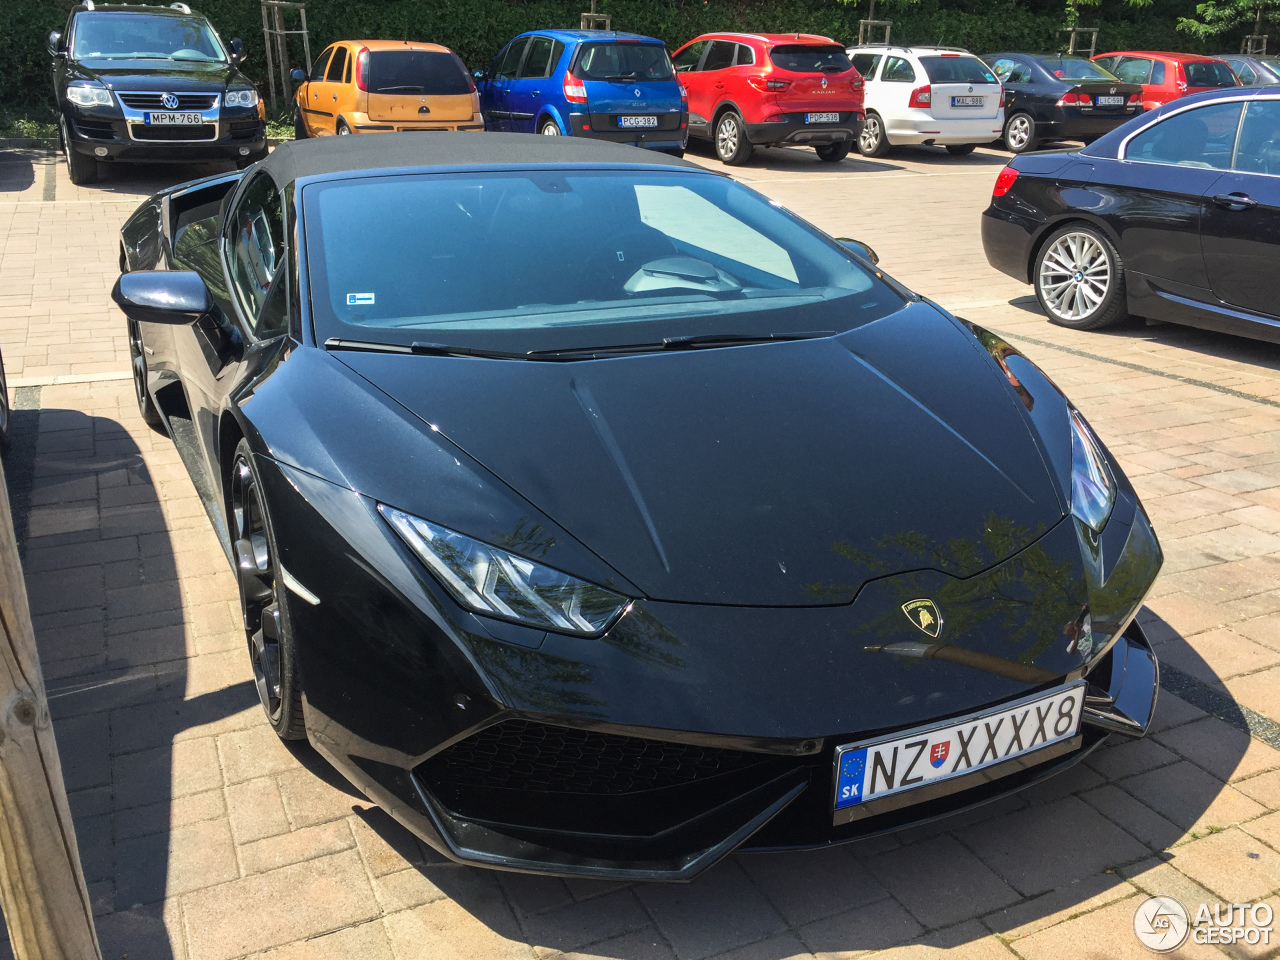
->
[821, 76, 828, 88]
[161, 92, 180, 109]
[902, 599, 942, 638]
[634, 87, 642, 97]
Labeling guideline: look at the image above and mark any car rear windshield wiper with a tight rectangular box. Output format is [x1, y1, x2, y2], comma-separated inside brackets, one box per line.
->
[606, 73, 638, 81]
[377, 85, 425, 92]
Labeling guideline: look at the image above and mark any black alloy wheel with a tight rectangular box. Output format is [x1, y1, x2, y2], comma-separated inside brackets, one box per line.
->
[946, 143, 976, 156]
[128, 319, 165, 432]
[0, 345, 10, 458]
[1003, 112, 1038, 154]
[857, 112, 889, 157]
[230, 439, 306, 739]
[715, 111, 753, 165]
[1034, 223, 1128, 330]
[60, 116, 98, 185]
[293, 105, 309, 140]
[816, 141, 852, 162]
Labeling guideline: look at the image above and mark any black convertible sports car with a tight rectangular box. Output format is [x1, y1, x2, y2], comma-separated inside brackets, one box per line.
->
[983, 86, 1280, 341]
[114, 134, 1161, 879]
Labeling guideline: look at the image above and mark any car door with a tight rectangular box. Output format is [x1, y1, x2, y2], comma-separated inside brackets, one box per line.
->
[508, 35, 556, 132]
[672, 39, 710, 132]
[1200, 98, 1280, 318]
[694, 40, 736, 123]
[992, 57, 1039, 121]
[316, 45, 349, 133]
[1224, 57, 1256, 86]
[483, 37, 529, 132]
[301, 47, 333, 136]
[1113, 99, 1243, 288]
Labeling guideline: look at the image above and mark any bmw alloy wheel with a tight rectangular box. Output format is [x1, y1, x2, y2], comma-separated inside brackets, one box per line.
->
[231, 453, 285, 723]
[1037, 231, 1111, 323]
[1005, 114, 1033, 152]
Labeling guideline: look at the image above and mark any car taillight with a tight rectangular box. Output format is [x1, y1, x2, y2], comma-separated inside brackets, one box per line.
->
[763, 113, 787, 122]
[1176, 62, 1188, 93]
[563, 70, 587, 103]
[355, 47, 370, 92]
[1128, 93, 1141, 104]
[908, 84, 931, 108]
[993, 166, 1018, 197]
[747, 77, 790, 91]
[850, 77, 864, 90]
[1177, 80, 1189, 93]
[999, 86, 1007, 107]
[1055, 92, 1092, 106]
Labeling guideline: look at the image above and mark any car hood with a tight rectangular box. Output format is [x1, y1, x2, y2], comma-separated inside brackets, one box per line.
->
[336, 302, 1067, 606]
[70, 58, 246, 91]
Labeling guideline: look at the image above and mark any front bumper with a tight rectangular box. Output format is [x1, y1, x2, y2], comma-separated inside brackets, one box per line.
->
[64, 106, 265, 162]
[264, 456, 1161, 880]
[884, 113, 1004, 145]
[745, 112, 863, 147]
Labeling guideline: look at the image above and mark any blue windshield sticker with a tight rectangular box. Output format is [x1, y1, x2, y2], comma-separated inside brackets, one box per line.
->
[347, 292, 375, 306]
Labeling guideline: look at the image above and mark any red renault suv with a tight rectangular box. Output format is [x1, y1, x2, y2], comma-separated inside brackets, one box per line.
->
[672, 32, 865, 164]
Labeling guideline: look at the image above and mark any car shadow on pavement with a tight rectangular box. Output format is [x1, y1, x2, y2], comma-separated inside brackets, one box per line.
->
[88, 159, 238, 198]
[2, 402, 254, 960]
[682, 138, 905, 174]
[0, 151, 37, 194]
[353, 606, 1260, 958]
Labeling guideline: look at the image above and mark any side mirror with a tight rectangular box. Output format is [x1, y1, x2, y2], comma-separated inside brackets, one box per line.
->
[472, 69, 485, 81]
[836, 238, 879, 265]
[111, 271, 211, 325]
[47, 30, 64, 57]
[291, 67, 307, 82]
[230, 37, 245, 62]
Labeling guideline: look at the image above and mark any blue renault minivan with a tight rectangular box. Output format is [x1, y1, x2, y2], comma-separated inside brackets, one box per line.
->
[477, 30, 687, 154]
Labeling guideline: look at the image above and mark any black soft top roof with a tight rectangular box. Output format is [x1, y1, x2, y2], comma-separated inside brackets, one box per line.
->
[260, 132, 698, 186]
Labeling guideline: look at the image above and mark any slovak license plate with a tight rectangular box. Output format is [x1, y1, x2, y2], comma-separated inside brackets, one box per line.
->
[832, 681, 1085, 824]
[145, 112, 202, 125]
[618, 115, 658, 128]
[1096, 95, 1125, 106]
[951, 96, 984, 107]
[805, 112, 840, 123]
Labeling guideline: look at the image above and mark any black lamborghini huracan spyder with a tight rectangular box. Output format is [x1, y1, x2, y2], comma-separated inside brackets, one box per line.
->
[113, 134, 1162, 880]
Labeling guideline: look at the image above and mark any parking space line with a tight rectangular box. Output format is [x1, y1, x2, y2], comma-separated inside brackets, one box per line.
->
[42, 155, 55, 202]
[10, 371, 131, 387]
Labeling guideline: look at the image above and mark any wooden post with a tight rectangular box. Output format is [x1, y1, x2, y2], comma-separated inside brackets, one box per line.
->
[0, 457, 101, 960]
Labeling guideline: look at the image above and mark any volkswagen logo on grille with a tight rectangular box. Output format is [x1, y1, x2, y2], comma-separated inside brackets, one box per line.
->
[161, 93, 180, 109]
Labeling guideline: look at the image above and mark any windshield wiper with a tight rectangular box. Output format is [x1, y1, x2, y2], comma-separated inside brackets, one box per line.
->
[324, 337, 527, 360]
[661, 330, 836, 348]
[378, 85, 425, 92]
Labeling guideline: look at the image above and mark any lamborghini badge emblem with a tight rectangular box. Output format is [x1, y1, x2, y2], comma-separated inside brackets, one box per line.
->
[902, 599, 942, 638]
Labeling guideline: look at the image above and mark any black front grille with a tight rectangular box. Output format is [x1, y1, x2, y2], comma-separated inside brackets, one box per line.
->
[420, 719, 768, 795]
[130, 124, 217, 141]
[228, 119, 262, 140]
[118, 92, 219, 110]
[73, 119, 115, 140]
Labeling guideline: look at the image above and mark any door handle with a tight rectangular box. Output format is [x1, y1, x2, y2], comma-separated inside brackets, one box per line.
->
[332, 94, 337, 101]
[532, 90, 539, 97]
[1213, 192, 1258, 210]
[715, 82, 724, 89]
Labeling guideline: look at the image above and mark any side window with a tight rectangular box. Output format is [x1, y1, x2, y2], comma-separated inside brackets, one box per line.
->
[882, 56, 915, 82]
[1231, 60, 1256, 84]
[225, 173, 286, 333]
[493, 38, 528, 80]
[518, 36, 555, 79]
[1233, 99, 1280, 174]
[309, 48, 332, 81]
[673, 40, 706, 72]
[549, 40, 566, 75]
[1151, 61, 1166, 85]
[735, 44, 755, 66]
[851, 53, 882, 79]
[701, 41, 736, 72]
[326, 47, 348, 83]
[1114, 57, 1152, 84]
[343, 51, 352, 84]
[1126, 102, 1243, 169]
[1007, 60, 1034, 84]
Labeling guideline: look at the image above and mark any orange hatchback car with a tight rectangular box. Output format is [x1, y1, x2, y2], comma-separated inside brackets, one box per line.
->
[292, 40, 484, 136]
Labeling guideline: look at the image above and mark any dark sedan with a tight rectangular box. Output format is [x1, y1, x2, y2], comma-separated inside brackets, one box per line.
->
[983, 53, 1143, 153]
[983, 87, 1280, 341]
[1219, 54, 1280, 86]
[114, 133, 1161, 880]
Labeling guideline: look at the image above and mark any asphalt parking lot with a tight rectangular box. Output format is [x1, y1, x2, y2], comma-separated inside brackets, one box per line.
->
[4, 138, 1280, 960]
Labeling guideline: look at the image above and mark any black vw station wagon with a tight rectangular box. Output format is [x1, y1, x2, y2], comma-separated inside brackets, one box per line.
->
[48, 1, 265, 184]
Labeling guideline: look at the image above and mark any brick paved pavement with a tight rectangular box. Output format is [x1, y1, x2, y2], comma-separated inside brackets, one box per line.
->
[3, 140, 1280, 959]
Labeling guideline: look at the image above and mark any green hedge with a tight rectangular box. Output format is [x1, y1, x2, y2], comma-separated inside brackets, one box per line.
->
[1, 0, 1220, 121]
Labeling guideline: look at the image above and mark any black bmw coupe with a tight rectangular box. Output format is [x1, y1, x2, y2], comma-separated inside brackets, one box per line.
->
[114, 134, 1161, 879]
[983, 86, 1280, 341]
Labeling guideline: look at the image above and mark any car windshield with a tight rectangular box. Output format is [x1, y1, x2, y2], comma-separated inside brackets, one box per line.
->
[769, 45, 852, 74]
[71, 12, 225, 61]
[367, 50, 471, 95]
[920, 56, 997, 84]
[304, 170, 902, 354]
[1042, 56, 1117, 82]
[1184, 60, 1240, 87]
[574, 43, 673, 80]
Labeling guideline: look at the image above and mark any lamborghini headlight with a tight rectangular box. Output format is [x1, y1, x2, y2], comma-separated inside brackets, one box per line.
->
[1069, 407, 1116, 535]
[378, 504, 629, 636]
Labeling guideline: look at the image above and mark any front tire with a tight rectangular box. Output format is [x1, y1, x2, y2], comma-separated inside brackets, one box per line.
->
[230, 439, 306, 740]
[128, 319, 165, 432]
[857, 112, 889, 157]
[816, 141, 852, 162]
[539, 119, 561, 136]
[945, 143, 976, 156]
[715, 111, 753, 165]
[1034, 224, 1128, 330]
[293, 105, 309, 140]
[61, 117, 98, 185]
[1003, 112, 1038, 154]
